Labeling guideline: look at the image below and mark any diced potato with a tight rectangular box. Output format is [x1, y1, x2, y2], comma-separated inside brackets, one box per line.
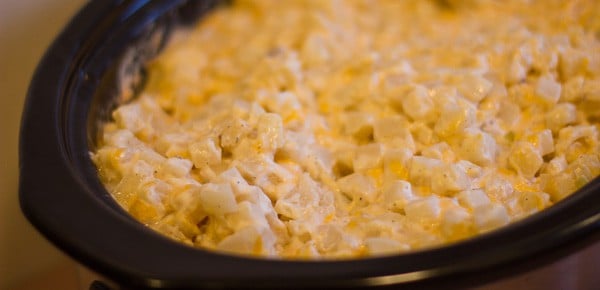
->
[219, 118, 250, 151]
[189, 138, 222, 167]
[409, 156, 443, 186]
[275, 174, 320, 219]
[383, 180, 415, 211]
[129, 197, 164, 224]
[400, 85, 435, 121]
[484, 177, 514, 201]
[556, 125, 598, 154]
[441, 207, 473, 241]
[560, 76, 584, 102]
[342, 112, 375, 136]
[113, 103, 145, 133]
[529, 129, 554, 156]
[373, 116, 413, 145]
[457, 129, 496, 166]
[541, 172, 576, 202]
[455, 160, 482, 178]
[508, 141, 544, 179]
[545, 103, 577, 133]
[559, 48, 589, 79]
[405, 197, 442, 225]
[506, 52, 527, 84]
[517, 191, 550, 214]
[434, 99, 476, 137]
[256, 113, 284, 152]
[162, 157, 193, 177]
[431, 163, 470, 195]
[383, 148, 413, 181]
[337, 173, 378, 202]
[543, 156, 568, 175]
[457, 189, 491, 210]
[217, 226, 264, 256]
[453, 74, 493, 103]
[353, 143, 384, 171]
[314, 225, 343, 253]
[421, 142, 455, 163]
[473, 203, 510, 232]
[364, 237, 410, 255]
[535, 74, 562, 105]
[410, 122, 433, 148]
[199, 183, 238, 215]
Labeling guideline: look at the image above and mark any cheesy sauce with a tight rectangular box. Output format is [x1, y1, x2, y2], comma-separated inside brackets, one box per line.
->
[93, 0, 600, 258]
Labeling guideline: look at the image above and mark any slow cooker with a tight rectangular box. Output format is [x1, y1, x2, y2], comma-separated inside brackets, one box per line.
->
[19, 0, 600, 289]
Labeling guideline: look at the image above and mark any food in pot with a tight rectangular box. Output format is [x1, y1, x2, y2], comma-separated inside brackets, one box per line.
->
[92, 0, 600, 258]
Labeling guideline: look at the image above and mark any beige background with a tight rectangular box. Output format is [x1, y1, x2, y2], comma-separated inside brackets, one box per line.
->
[0, 0, 84, 289]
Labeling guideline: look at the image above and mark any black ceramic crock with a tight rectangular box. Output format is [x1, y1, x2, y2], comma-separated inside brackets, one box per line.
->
[19, 1, 600, 289]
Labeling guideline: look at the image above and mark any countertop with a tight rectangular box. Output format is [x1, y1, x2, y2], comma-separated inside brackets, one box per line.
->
[0, 0, 84, 289]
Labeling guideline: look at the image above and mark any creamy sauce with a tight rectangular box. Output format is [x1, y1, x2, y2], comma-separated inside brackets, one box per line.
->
[93, 0, 600, 259]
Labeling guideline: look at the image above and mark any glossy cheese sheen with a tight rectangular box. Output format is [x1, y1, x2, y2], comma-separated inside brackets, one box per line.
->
[92, 0, 600, 259]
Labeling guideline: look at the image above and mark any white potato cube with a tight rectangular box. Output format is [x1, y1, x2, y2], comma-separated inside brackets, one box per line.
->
[199, 183, 238, 215]
[373, 116, 412, 143]
[558, 48, 588, 79]
[314, 225, 344, 253]
[517, 191, 550, 213]
[545, 103, 577, 133]
[457, 189, 491, 210]
[219, 119, 250, 151]
[421, 142, 455, 163]
[337, 173, 377, 202]
[189, 138, 222, 167]
[506, 50, 529, 84]
[473, 203, 510, 232]
[256, 113, 284, 152]
[544, 156, 568, 175]
[454, 74, 493, 103]
[170, 185, 201, 213]
[342, 112, 374, 136]
[162, 157, 193, 177]
[484, 177, 514, 201]
[364, 237, 409, 255]
[410, 122, 434, 147]
[441, 207, 472, 240]
[383, 180, 415, 211]
[431, 163, 470, 194]
[400, 85, 435, 121]
[383, 148, 414, 180]
[496, 100, 521, 127]
[434, 99, 476, 137]
[531, 129, 555, 156]
[217, 167, 249, 191]
[540, 172, 577, 202]
[105, 129, 142, 148]
[353, 143, 384, 171]
[409, 156, 443, 186]
[217, 226, 265, 255]
[404, 197, 442, 224]
[508, 141, 544, 179]
[113, 103, 145, 133]
[455, 160, 482, 178]
[582, 78, 600, 101]
[556, 125, 598, 154]
[560, 76, 584, 102]
[275, 174, 319, 219]
[457, 129, 497, 166]
[301, 33, 331, 67]
[535, 74, 562, 104]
